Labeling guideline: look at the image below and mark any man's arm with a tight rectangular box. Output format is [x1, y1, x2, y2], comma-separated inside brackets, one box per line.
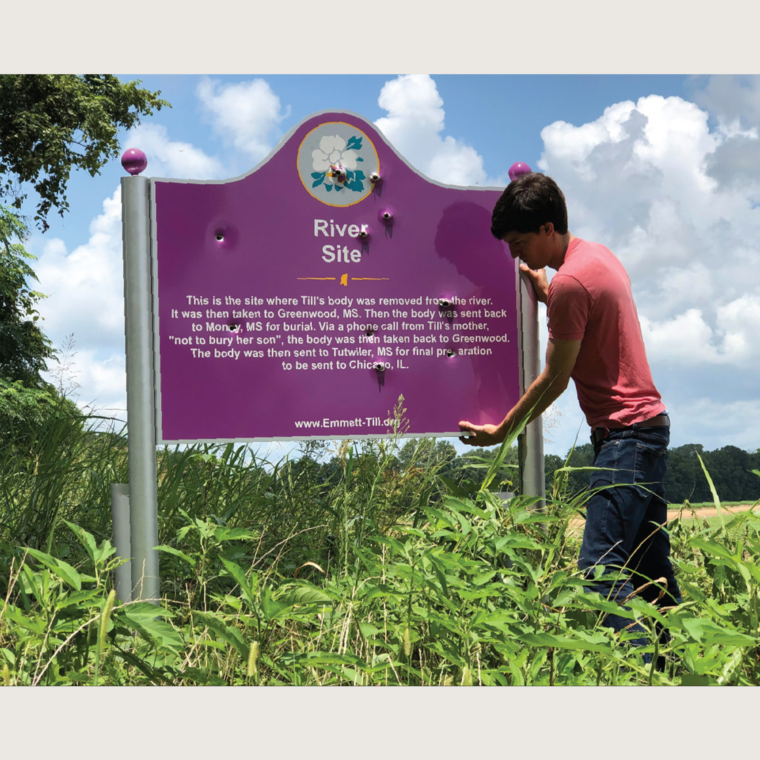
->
[459, 337, 581, 447]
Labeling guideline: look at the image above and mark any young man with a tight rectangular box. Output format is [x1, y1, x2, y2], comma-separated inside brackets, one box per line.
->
[458, 172, 681, 651]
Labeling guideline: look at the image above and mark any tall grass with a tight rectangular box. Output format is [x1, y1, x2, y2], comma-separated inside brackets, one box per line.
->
[0, 406, 759, 685]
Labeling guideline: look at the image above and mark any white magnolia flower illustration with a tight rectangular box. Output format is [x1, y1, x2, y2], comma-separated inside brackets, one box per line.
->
[312, 135, 359, 183]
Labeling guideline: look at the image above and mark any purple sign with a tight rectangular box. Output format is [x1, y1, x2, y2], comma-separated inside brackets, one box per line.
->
[150, 111, 520, 443]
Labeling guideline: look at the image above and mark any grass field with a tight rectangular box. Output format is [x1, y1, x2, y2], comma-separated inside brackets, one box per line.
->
[1, 407, 759, 686]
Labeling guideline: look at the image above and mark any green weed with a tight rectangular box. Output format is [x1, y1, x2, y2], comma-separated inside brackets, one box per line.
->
[1, 405, 758, 685]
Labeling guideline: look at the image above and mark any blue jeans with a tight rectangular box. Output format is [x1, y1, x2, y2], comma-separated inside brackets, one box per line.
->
[578, 424, 682, 653]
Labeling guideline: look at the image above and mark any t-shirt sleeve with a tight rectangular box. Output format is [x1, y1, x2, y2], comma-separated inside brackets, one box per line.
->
[547, 274, 591, 341]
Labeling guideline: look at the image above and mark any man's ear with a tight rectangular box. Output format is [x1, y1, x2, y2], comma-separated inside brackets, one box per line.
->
[540, 222, 555, 236]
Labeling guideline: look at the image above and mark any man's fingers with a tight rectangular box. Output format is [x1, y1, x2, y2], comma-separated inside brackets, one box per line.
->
[459, 421, 478, 445]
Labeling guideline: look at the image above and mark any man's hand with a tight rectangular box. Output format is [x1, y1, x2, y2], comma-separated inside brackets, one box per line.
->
[458, 421, 504, 447]
[520, 263, 549, 304]
[458, 338, 580, 449]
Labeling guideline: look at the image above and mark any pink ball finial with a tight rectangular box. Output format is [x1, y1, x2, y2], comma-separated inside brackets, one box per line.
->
[121, 148, 148, 176]
[508, 162, 532, 182]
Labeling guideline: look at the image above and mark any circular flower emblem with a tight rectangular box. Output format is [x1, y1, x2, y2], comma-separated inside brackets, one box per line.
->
[298, 122, 379, 206]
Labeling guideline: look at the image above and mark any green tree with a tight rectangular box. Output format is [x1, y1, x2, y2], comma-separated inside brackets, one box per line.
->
[0, 205, 77, 448]
[0, 75, 168, 230]
[544, 453, 565, 494]
[0, 75, 168, 448]
[560, 443, 595, 495]
[702, 445, 760, 503]
[0, 206, 53, 385]
[449, 444, 519, 493]
[665, 444, 709, 504]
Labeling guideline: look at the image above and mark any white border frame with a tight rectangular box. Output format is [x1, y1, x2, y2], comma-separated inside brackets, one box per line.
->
[149, 110, 534, 445]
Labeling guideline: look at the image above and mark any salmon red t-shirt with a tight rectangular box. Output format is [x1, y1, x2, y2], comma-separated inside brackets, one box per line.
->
[547, 238, 665, 429]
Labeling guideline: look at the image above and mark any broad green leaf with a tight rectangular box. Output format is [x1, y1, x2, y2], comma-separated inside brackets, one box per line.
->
[452, 510, 472, 536]
[56, 588, 101, 610]
[276, 585, 333, 607]
[20, 565, 47, 605]
[360, 584, 405, 602]
[220, 557, 255, 607]
[689, 537, 736, 562]
[1, 603, 45, 635]
[519, 632, 613, 653]
[214, 526, 257, 542]
[154, 545, 197, 569]
[25, 548, 82, 591]
[260, 586, 289, 622]
[575, 592, 637, 619]
[440, 477, 472, 499]
[373, 535, 407, 556]
[359, 622, 381, 638]
[680, 674, 717, 686]
[117, 605, 181, 649]
[94, 540, 117, 565]
[427, 556, 449, 599]
[195, 611, 249, 660]
[64, 521, 98, 564]
[681, 616, 755, 647]
[64, 520, 97, 562]
[473, 570, 497, 586]
[494, 536, 544, 552]
[443, 497, 489, 519]
[396, 526, 426, 538]
[679, 579, 707, 604]
[120, 602, 174, 620]
[179, 667, 226, 686]
[112, 648, 174, 685]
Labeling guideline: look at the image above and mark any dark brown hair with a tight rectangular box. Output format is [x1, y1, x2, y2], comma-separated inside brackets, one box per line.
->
[490, 173, 569, 239]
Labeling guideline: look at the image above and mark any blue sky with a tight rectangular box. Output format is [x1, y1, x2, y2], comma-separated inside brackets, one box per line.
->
[22, 74, 760, 460]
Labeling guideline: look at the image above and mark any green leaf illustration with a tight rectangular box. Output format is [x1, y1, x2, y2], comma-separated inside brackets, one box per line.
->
[312, 174, 325, 188]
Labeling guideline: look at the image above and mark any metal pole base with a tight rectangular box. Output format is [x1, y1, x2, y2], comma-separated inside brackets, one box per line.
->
[110, 484, 132, 603]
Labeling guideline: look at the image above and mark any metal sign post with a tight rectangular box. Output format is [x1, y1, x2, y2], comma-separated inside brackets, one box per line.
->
[517, 266, 545, 507]
[120, 153, 160, 603]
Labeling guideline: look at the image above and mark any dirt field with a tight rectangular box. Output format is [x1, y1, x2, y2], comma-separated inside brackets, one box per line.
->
[667, 503, 757, 520]
[568, 503, 757, 534]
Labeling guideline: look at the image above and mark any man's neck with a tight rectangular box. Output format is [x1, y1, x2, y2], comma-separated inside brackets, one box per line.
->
[550, 232, 575, 270]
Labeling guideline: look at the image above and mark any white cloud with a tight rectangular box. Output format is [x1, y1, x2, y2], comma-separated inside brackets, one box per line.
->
[715, 292, 760, 364]
[639, 309, 717, 366]
[375, 75, 505, 187]
[33, 187, 128, 416]
[666, 397, 760, 452]
[535, 83, 760, 454]
[36, 187, 124, 352]
[196, 77, 289, 163]
[32, 123, 228, 418]
[691, 75, 760, 135]
[125, 123, 225, 180]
